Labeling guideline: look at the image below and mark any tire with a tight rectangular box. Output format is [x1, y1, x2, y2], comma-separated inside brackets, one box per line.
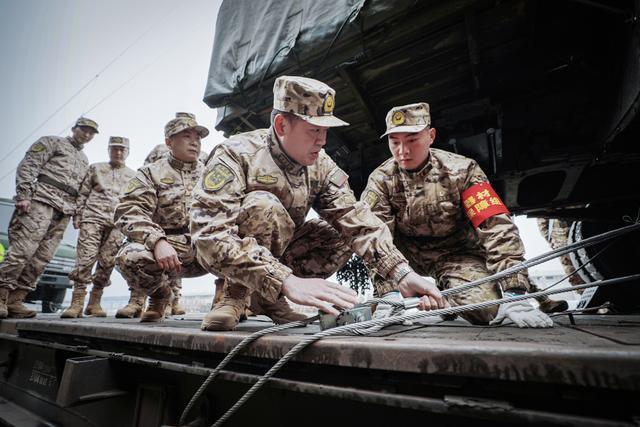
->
[42, 287, 67, 313]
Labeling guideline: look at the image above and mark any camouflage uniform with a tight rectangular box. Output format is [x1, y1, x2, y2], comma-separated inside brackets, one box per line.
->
[537, 218, 585, 289]
[0, 117, 97, 318]
[115, 115, 209, 322]
[363, 104, 531, 324]
[61, 137, 135, 318]
[191, 76, 411, 331]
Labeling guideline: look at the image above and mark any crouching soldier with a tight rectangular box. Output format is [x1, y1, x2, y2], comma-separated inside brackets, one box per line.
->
[0, 117, 97, 318]
[363, 102, 554, 328]
[61, 136, 135, 318]
[114, 115, 210, 321]
[190, 76, 446, 332]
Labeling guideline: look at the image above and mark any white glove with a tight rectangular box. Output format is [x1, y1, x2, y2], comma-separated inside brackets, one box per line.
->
[373, 291, 413, 325]
[489, 300, 554, 328]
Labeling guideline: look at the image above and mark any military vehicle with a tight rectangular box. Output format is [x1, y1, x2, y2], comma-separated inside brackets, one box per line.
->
[0, 1, 637, 426]
[0, 197, 77, 313]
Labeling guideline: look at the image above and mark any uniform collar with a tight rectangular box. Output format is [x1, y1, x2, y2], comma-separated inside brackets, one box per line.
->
[67, 136, 84, 151]
[109, 162, 126, 169]
[269, 128, 305, 175]
[168, 154, 198, 171]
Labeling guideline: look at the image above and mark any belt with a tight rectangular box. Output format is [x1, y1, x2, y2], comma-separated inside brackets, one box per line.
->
[164, 226, 189, 235]
[38, 175, 79, 197]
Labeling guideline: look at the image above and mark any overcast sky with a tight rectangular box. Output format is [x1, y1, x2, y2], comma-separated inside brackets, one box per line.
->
[0, 0, 561, 298]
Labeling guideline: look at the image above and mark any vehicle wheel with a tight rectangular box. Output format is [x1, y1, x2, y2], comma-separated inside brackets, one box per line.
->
[42, 287, 67, 313]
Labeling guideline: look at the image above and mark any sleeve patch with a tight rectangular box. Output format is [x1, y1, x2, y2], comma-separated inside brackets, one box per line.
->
[461, 182, 509, 228]
[123, 178, 143, 194]
[30, 142, 46, 153]
[329, 169, 349, 187]
[363, 190, 379, 209]
[203, 163, 235, 191]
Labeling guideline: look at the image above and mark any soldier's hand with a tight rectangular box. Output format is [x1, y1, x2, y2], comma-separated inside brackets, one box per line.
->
[72, 216, 81, 229]
[153, 238, 182, 273]
[398, 273, 447, 311]
[281, 275, 358, 316]
[15, 200, 31, 214]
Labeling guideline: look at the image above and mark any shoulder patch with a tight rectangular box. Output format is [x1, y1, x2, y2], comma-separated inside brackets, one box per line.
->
[256, 174, 278, 185]
[123, 178, 143, 195]
[329, 169, 349, 188]
[30, 142, 46, 153]
[363, 190, 379, 209]
[203, 163, 235, 192]
[160, 177, 175, 185]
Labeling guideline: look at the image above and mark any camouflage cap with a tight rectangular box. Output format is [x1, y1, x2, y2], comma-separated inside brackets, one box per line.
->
[380, 102, 431, 138]
[273, 76, 349, 127]
[164, 116, 209, 138]
[175, 112, 196, 119]
[108, 136, 129, 149]
[74, 117, 99, 133]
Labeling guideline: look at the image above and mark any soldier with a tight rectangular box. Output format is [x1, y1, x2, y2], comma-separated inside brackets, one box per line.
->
[362, 102, 553, 328]
[115, 115, 202, 319]
[60, 136, 136, 318]
[537, 218, 585, 291]
[0, 117, 97, 318]
[114, 115, 210, 322]
[190, 76, 446, 332]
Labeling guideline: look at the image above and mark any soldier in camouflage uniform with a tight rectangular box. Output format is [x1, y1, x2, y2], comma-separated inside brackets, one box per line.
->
[114, 115, 210, 322]
[60, 136, 136, 318]
[537, 218, 585, 290]
[0, 117, 98, 318]
[362, 103, 553, 327]
[190, 76, 446, 332]
[115, 113, 203, 319]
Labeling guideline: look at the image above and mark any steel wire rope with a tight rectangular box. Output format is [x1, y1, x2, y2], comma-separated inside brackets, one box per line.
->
[209, 273, 640, 427]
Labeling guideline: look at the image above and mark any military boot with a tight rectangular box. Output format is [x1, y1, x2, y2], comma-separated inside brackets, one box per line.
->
[0, 288, 9, 319]
[84, 287, 106, 317]
[60, 288, 87, 318]
[141, 286, 172, 323]
[171, 293, 186, 315]
[537, 296, 568, 313]
[201, 283, 250, 331]
[115, 291, 146, 318]
[7, 289, 37, 318]
[250, 294, 308, 324]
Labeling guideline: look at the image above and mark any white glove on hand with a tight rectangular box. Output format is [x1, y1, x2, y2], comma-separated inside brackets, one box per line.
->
[373, 291, 413, 325]
[490, 300, 554, 328]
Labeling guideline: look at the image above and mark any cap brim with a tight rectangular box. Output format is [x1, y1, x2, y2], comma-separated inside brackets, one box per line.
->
[194, 125, 210, 138]
[379, 124, 428, 138]
[296, 114, 349, 127]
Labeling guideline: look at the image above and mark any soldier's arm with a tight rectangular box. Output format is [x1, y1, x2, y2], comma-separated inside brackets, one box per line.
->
[74, 165, 95, 225]
[15, 137, 55, 202]
[361, 169, 396, 236]
[462, 160, 530, 291]
[114, 170, 165, 249]
[190, 146, 292, 303]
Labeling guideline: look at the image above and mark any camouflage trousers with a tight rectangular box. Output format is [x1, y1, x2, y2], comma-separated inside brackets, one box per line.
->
[115, 233, 206, 296]
[0, 200, 70, 291]
[235, 191, 353, 292]
[375, 235, 501, 325]
[68, 221, 125, 290]
[537, 218, 585, 289]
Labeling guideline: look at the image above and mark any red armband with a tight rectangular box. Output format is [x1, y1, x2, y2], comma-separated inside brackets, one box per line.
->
[461, 182, 509, 228]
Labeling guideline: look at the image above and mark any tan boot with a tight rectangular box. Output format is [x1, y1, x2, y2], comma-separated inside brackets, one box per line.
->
[250, 294, 307, 324]
[201, 283, 250, 331]
[61, 288, 87, 318]
[7, 289, 37, 318]
[115, 291, 146, 318]
[0, 288, 9, 319]
[171, 295, 186, 315]
[211, 278, 225, 310]
[141, 286, 172, 323]
[537, 296, 568, 313]
[84, 287, 106, 317]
